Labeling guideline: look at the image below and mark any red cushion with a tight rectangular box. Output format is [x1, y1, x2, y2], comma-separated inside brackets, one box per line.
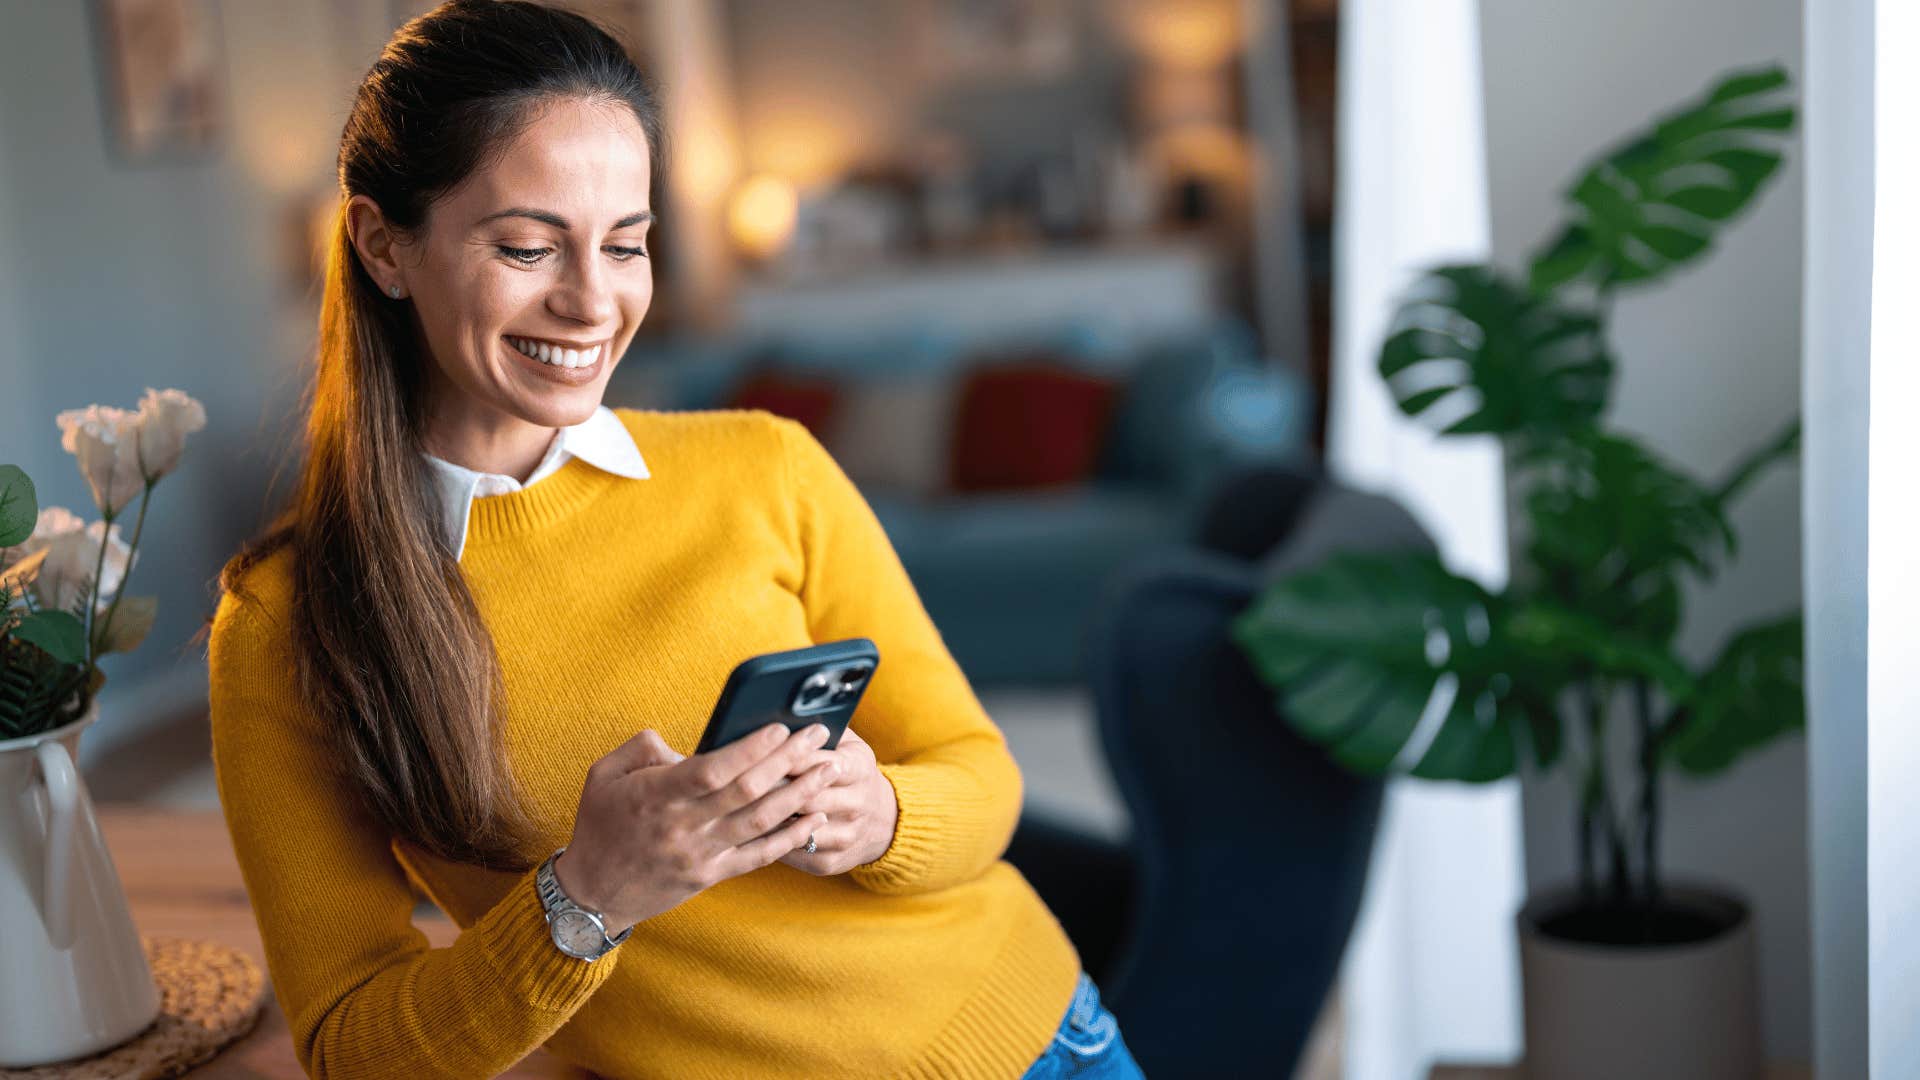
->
[949, 361, 1120, 492]
[725, 369, 841, 439]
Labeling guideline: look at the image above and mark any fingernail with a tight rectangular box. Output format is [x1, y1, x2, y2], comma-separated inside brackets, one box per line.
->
[810, 724, 829, 742]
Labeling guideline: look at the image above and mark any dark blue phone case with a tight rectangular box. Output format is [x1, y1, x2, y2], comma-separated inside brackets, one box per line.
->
[693, 638, 880, 755]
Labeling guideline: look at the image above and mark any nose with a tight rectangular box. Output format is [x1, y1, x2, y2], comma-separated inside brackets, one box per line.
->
[546, 246, 619, 328]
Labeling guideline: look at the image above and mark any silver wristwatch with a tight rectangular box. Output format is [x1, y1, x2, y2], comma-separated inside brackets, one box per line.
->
[537, 847, 632, 961]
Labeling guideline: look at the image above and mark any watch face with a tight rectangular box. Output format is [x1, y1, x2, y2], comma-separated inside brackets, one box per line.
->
[552, 910, 604, 958]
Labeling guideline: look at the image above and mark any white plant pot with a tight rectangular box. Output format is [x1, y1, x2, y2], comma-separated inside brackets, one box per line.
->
[0, 702, 162, 1067]
[1518, 882, 1761, 1080]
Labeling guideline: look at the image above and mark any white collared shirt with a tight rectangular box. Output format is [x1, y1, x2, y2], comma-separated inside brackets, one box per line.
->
[421, 404, 650, 560]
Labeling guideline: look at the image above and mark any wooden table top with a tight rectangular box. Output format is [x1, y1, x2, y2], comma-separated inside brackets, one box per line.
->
[98, 804, 592, 1079]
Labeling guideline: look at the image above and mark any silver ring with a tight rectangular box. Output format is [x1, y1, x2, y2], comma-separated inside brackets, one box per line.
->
[805, 832, 817, 854]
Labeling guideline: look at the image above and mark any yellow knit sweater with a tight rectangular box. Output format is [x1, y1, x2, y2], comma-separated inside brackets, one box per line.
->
[206, 409, 1083, 1080]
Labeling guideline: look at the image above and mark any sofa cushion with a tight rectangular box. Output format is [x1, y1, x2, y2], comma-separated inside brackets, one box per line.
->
[824, 374, 957, 499]
[949, 361, 1121, 492]
[724, 368, 842, 439]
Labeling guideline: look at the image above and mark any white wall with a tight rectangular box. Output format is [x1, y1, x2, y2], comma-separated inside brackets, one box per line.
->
[1478, 0, 1810, 1063]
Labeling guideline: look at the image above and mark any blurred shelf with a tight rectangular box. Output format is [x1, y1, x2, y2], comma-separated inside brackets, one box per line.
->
[732, 237, 1228, 348]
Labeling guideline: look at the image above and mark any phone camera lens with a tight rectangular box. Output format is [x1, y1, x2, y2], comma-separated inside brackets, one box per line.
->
[798, 675, 832, 705]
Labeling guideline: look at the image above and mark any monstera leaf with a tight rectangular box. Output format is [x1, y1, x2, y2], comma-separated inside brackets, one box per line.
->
[1379, 266, 1613, 441]
[1502, 601, 1694, 700]
[1664, 614, 1803, 774]
[1230, 552, 1563, 782]
[1530, 65, 1795, 293]
[0, 465, 35, 549]
[1518, 432, 1736, 645]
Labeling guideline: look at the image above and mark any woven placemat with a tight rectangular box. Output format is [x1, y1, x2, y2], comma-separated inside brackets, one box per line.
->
[0, 936, 267, 1080]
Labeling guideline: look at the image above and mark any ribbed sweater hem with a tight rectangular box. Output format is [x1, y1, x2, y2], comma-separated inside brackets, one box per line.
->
[893, 896, 1082, 1080]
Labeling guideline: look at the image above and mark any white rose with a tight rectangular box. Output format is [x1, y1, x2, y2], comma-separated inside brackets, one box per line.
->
[55, 405, 145, 516]
[1, 504, 85, 569]
[135, 387, 207, 480]
[33, 517, 134, 615]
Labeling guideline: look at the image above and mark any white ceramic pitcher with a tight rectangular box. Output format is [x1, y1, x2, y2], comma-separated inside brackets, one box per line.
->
[0, 701, 160, 1066]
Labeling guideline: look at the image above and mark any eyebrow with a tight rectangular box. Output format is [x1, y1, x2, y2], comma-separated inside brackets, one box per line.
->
[476, 207, 654, 230]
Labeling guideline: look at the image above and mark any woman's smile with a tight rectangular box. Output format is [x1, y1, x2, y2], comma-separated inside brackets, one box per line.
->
[502, 333, 607, 385]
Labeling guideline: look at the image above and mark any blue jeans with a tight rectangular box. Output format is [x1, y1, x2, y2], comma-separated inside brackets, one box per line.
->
[1016, 971, 1147, 1079]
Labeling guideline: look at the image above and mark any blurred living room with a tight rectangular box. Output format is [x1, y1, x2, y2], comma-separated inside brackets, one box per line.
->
[0, 0, 1910, 1077]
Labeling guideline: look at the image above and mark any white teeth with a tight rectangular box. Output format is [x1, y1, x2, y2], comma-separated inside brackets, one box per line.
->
[506, 336, 602, 368]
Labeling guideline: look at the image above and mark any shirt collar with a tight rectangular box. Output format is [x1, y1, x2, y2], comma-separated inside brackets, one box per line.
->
[421, 404, 649, 560]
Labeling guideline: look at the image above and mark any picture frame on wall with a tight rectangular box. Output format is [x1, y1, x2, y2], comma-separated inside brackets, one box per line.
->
[91, 0, 226, 165]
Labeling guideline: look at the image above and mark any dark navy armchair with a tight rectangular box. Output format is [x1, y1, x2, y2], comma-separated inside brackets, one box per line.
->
[1006, 464, 1434, 1078]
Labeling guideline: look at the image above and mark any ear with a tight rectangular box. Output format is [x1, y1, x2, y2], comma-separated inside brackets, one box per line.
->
[345, 194, 409, 298]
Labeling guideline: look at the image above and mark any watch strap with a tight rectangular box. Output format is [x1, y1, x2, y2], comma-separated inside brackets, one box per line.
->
[537, 847, 632, 959]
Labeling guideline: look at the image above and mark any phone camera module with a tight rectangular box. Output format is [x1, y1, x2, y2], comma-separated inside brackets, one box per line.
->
[797, 674, 832, 706]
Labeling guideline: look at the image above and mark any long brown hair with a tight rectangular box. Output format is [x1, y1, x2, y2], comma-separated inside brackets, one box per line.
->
[213, 0, 666, 869]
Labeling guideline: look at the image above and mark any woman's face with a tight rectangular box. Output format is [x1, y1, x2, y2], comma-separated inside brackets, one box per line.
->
[359, 95, 655, 444]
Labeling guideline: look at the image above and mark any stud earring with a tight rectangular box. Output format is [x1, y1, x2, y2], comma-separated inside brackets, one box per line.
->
[388, 283, 403, 298]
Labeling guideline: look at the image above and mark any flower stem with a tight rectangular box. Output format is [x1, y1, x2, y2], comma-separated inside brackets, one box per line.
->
[93, 481, 154, 668]
[81, 505, 116, 669]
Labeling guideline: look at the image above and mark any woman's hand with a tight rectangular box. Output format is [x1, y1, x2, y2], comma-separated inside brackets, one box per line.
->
[554, 723, 838, 934]
[776, 724, 899, 875]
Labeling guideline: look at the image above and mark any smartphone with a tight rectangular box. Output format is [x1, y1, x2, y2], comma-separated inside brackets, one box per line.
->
[693, 638, 880, 756]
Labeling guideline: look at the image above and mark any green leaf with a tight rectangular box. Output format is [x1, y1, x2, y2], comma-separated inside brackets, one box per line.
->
[0, 636, 87, 740]
[1230, 552, 1563, 782]
[1526, 63, 1796, 292]
[93, 595, 158, 655]
[1519, 431, 1734, 642]
[11, 609, 87, 665]
[1380, 265, 1614, 440]
[1505, 600, 1694, 699]
[1529, 225, 1601, 293]
[1665, 614, 1803, 774]
[0, 465, 36, 548]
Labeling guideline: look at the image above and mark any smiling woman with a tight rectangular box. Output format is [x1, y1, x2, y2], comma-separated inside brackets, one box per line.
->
[347, 95, 658, 468]
[200, 2, 1129, 1079]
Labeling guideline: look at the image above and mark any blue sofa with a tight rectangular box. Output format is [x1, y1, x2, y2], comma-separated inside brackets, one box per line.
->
[606, 317, 1312, 686]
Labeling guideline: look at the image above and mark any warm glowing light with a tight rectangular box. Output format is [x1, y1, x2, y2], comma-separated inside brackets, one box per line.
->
[1118, 0, 1242, 71]
[747, 111, 861, 188]
[727, 175, 799, 260]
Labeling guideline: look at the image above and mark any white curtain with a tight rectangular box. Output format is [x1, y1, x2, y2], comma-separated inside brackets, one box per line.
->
[1329, 0, 1524, 1076]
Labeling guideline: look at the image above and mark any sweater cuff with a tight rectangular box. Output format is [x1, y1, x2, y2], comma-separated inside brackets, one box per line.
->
[474, 863, 619, 1012]
[845, 761, 998, 894]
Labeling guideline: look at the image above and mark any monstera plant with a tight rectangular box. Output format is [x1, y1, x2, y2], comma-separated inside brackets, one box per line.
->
[1231, 65, 1801, 923]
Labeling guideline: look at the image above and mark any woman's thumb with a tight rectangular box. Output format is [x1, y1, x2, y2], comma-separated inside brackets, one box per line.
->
[603, 728, 684, 776]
